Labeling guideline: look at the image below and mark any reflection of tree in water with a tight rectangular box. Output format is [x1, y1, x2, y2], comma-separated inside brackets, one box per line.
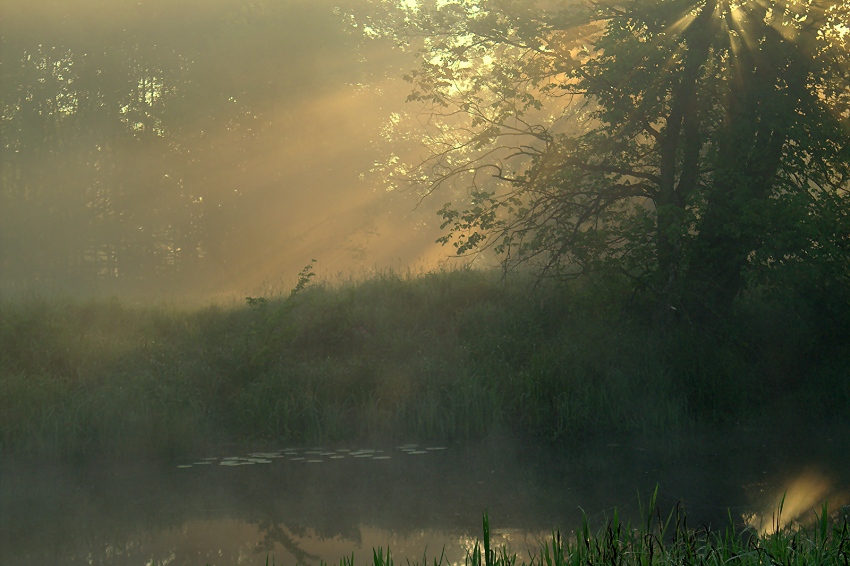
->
[255, 520, 321, 564]
[6, 432, 850, 565]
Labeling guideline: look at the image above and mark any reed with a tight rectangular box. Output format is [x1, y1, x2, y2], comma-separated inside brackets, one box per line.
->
[355, 500, 849, 566]
[201, 502, 850, 566]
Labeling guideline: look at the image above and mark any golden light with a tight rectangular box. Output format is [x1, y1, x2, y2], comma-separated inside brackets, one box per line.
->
[744, 468, 849, 536]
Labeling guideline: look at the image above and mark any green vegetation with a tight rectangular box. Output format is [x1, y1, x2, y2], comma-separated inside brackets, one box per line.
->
[366, 510, 848, 566]
[194, 502, 850, 566]
[364, 0, 850, 320]
[367, 506, 848, 566]
[4, 1, 847, 462]
[1, 268, 847, 459]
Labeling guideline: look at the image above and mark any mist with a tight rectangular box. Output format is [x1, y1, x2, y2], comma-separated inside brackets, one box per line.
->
[1, 0, 449, 299]
[2, 2, 849, 564]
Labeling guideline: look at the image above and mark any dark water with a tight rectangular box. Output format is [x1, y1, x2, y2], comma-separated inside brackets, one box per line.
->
[2, 426, 849, 566]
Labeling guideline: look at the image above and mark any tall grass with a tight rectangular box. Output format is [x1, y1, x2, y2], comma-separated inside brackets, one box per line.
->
[476, 498, 849, 566]
[1, 268, 848, 458]
[332, 500, 850, 566]
[195, 501, 850, 566]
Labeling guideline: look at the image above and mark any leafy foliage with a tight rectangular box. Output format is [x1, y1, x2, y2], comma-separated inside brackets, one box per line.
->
[361, 0, 850, 316]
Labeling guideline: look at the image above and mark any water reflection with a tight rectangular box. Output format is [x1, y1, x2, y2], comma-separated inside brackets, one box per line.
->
[743, 468, 849, 535]
[1, 426, 848, 566]
[114, 519, 545, 566]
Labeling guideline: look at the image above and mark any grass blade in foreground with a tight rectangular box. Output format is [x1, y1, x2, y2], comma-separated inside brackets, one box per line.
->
[193, 506, 848, 566]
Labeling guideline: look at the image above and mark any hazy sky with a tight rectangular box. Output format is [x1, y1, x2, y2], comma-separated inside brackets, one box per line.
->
[0, 0, 461, 298]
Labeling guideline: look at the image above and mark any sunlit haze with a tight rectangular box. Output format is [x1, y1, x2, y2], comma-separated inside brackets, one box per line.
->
[0, 0, 463, 299]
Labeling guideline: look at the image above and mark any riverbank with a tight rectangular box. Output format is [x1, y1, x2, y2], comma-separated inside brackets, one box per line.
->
[349, 507, 850, 566]
[2, 268, 848, 459]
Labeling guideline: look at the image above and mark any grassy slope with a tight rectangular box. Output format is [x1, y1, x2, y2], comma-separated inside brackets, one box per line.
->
[1, 268, 848, 459]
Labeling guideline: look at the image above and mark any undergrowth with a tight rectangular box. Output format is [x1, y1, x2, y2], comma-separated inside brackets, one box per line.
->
[1, 268, 848, 459]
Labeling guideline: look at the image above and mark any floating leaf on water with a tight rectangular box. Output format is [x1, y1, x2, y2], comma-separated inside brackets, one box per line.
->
[425, 447, 447, 451]
[177, 464, 193, 469]
[398, 444, 418, 449]
[232, 459, 255, 465]
[248, 458, 272, 464]
[306, 459, 322, 463]
[249, 452, 282, 459]
[320, 452, 336, 456]
[329, 455, 345, 459]
[220, 461, 242, 466]
[372, 456, 391, 460]
[290, 457, 306, 461]
[407, 450, 428, 455]
[192, 461, 213, 465]
[222, 456, 241, 461]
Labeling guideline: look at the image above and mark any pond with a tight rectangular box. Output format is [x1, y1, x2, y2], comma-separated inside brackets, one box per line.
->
[2, 424, 848, 566]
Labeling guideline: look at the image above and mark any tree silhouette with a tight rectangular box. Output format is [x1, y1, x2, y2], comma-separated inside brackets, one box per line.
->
[364, 0, 850, 318]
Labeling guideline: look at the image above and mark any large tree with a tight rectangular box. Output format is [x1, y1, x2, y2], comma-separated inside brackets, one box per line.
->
[363, 0, 850, 317]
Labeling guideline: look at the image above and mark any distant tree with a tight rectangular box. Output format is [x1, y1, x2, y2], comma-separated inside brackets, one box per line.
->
[362, 0, 850, 318]
[0, 0, 368, 294]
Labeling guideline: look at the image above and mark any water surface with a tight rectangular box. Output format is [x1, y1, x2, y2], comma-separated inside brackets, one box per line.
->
[2, 426, 848, 565]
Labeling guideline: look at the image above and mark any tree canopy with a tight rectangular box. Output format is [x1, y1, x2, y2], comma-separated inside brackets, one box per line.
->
[0, 0, 390, 296]
[362, 0, 850, 317]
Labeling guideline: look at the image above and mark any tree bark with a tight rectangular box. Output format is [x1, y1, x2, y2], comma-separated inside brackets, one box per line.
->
[654, 0, 714, 304]
[687, 8, 803, 318]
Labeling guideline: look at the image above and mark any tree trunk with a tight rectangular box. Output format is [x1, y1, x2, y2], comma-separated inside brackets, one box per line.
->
[654, 0, 714, 306]
[687, 9, 800, 319]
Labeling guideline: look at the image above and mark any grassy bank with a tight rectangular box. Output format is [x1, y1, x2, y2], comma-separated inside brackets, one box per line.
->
[364, 508, 850, 566]
[219, 504, 850, 566]
[2, 268, 848, 459]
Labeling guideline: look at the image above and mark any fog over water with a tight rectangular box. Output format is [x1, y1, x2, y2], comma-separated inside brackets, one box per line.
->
[2, 429, 849, 565]
[1, 0, 455, 299]
[3, 3, 849, 565]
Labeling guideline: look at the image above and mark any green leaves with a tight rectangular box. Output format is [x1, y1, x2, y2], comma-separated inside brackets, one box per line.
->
[366, 0, 850, 316]
[436, 191, 506, 255]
